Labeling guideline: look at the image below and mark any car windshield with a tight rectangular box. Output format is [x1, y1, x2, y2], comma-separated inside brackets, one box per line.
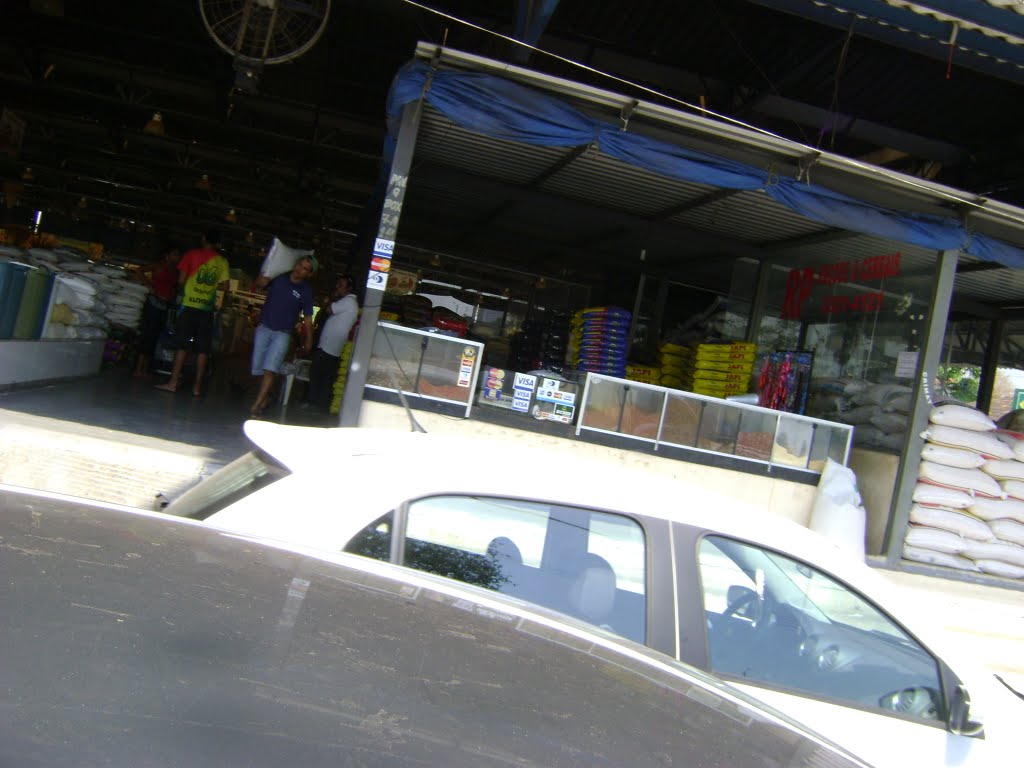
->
[163, 450, 289, 520]
[716, 537, 910, 641]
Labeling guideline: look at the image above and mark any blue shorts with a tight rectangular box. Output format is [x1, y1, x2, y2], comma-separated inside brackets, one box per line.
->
[251, 324, 292, 375]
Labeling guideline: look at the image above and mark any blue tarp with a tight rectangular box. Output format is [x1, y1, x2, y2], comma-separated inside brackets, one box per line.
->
[387, 59, 1024, 269]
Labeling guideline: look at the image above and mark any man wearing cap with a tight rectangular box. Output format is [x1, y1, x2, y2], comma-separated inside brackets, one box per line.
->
[249, 254, 317, 417]
[155, 229, 230, 396]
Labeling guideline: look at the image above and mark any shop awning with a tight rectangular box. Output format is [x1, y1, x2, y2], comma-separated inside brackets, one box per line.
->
[387, 49, 1024, 270]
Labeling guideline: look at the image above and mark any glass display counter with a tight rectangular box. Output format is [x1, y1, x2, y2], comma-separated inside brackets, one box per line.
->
[366, 322, 484, 417]
[576, 373, 852, 474]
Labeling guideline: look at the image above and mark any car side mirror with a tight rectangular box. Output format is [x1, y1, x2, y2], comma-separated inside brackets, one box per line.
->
[949, 684, 985, 738]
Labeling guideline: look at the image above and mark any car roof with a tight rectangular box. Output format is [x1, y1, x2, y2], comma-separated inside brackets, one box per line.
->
[0, 487, 867, 768]
[239, 422, 867, 580]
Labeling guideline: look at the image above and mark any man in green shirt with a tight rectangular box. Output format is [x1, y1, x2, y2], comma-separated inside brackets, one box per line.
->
[155, 229, 230, 396]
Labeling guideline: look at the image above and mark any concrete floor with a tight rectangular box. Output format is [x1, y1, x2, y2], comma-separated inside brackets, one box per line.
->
[0, 367, 329, 507]
[1, 367, 1021, 694]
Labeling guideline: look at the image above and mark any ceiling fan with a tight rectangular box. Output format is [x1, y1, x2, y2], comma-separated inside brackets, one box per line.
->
[199, 0, 331, 92]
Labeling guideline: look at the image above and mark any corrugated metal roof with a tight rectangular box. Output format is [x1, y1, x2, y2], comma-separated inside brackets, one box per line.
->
[671, 189, 824, 244]
[398, 43, 1024, 316]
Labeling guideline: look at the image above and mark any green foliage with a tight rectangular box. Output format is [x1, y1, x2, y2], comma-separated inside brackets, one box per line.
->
[937, 364, 980, 404]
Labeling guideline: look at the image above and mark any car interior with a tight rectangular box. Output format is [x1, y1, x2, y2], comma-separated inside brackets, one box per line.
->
[700, 535, 945, 722]
[344, 498, 647, 644]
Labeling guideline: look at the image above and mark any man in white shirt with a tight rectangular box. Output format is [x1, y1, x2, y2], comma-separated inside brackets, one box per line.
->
[307, 274, 358, 412]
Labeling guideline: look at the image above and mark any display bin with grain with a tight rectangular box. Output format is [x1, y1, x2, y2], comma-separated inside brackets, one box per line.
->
[577, 375, 665, 441]
[577, 372, 854, 477]
[366, 322, 484, 417]
[660, 394, 702, 446]
[774, 417, 851, 472]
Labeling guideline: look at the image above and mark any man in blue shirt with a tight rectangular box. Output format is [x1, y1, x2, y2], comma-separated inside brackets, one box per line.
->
[249, 255, 317, 417]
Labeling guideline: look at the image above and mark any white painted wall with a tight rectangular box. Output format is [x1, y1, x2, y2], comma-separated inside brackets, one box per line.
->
[0, 340, 104, 387]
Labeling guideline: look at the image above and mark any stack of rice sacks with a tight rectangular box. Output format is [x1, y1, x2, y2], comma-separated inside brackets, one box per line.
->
[805, 379, 912, 452]
[94, 264, 147, 331]
[625, 362, 660, 385]
[905, 403, 1024, 580]
[569, 307, 631, 378]
[657, 342, 688, 389]
[30, 248, 148, 338]
[28, 249, 107, 341]
[682, 341, 756, 397]
[329, 340, 355, 415]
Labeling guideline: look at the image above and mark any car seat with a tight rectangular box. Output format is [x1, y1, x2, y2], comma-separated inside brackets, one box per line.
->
[566, 553, 617, 630]
[486, 536, 523, 567]
[486, 536, 525, 596]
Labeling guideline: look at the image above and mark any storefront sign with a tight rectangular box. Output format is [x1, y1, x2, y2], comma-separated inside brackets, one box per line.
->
[536, 379, 576, 406]
[781, 252, 901, 320]
[367, 237, 395, 293]
[512, 372, 537, 413]
[895, 350, 918, 379]
[457, 346, 477, 387]
[480, 366, 508, 402]
[1013, 389, 1024, 410]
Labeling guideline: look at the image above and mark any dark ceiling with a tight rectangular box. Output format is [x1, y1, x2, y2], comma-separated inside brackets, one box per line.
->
[2, 0, 1023, 277]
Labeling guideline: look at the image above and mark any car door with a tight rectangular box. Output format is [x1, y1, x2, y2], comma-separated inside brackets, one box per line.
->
[342, 494, 677, 653]
[685, 529, 989, 768]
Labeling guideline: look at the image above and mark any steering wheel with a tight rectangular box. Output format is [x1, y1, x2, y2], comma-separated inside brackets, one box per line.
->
[723, 585, 766, 629]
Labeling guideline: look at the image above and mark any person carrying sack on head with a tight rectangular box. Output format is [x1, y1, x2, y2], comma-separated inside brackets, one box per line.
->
[249, 254, 317, 417]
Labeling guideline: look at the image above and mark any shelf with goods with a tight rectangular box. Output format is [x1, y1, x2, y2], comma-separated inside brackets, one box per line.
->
[575, 373, 853, 476]
[365, 322, 485, 417]
[1, 245, 149, 385]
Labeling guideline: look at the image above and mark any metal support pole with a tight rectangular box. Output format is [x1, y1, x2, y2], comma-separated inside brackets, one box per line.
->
[340, 98, 425, 427]
[746, 260, 773, 343]
[976, 318, 1005, 416]
[882, 249, 958, 565]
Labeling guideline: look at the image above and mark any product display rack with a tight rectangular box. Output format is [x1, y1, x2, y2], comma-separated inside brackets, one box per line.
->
[576, 373, 853, 475]
[365, 322, 485, 418]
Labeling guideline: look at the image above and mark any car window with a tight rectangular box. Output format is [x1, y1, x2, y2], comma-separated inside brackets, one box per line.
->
[699, 535, 943, 722]
[344, 496, 647, 644]
[344, 513, 392, 562]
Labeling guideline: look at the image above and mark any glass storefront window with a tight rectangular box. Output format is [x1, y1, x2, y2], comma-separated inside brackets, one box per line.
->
[989, 319, 1024, 427]
[755, 246, 935, 455]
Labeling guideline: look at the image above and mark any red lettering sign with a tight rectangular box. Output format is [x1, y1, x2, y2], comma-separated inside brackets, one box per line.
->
[781, 267, 815, 320]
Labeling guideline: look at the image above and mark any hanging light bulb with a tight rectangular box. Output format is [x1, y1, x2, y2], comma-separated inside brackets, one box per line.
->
[224, 208, 237, 224]
[195, 173, 211, 191]
[143, 112, 165, 136]
[429, 253, 442, 267]
[244, 230, 255, 244]
[19, 167, 34, 181]
[77, 196, 88, 209]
